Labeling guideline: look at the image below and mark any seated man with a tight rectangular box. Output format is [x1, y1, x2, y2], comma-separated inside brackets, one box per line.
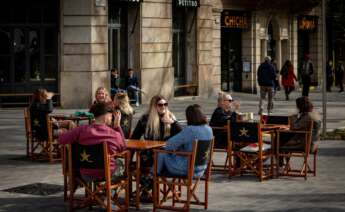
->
[209, 92, 239, 149]
[58, 102, 126, 180]
[110, 68, 124, 97]
[125, 68, 140, 107]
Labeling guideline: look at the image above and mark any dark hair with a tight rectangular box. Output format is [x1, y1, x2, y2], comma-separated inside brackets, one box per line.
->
[296, 96, 313, 113]
[89, 102, 114, 118]
[185, 104, 207, 126]
[32, 88, 47, 104]
[111, 68, 118, 73]
[128, 68, 134, 72]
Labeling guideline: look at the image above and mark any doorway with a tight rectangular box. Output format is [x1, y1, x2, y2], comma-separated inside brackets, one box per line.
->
[221, 28, 242, 92]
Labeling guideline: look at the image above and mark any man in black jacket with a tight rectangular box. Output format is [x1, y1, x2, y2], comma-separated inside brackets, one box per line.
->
[257, 56, 276, 115]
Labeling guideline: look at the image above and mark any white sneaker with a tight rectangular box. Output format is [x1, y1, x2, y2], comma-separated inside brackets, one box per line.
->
[135, 102, 139, 107]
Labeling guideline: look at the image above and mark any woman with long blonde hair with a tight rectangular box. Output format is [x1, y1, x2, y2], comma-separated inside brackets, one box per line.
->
[113, 92, 134, 138]
[132, 95, 181, 141]
[131, 95, 182, 200]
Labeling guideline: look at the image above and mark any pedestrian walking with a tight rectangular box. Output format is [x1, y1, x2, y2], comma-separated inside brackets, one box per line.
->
[326, 60, 334, 92]
[272, 58, 281, 93]
[257, 56, 276, 115]
[335, 61, 344, 92]
[281, 60, 297, 100]
[299, 54, 314, 96]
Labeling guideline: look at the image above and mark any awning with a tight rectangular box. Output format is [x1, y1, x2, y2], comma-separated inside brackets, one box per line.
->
[119, 0, 143, 3]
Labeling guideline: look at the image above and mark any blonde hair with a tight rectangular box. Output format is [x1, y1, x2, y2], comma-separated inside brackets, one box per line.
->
[94, 87, 111, 103]
[217, 92, 232, 107]
[145, 95, 175, 140]
[114, 92, 134, 115]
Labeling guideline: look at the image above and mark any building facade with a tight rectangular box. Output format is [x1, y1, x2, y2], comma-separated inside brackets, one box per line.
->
[0, 0, 323, 108]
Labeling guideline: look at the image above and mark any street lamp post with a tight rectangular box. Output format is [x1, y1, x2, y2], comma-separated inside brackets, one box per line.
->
[322, 0, 327, 136]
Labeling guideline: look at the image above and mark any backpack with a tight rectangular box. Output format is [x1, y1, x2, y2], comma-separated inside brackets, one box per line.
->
[280, 65, 289, 78]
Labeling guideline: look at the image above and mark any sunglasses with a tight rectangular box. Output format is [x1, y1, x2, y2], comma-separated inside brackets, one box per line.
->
[157, 102, 168, 107]
[224, 99, 233, 102]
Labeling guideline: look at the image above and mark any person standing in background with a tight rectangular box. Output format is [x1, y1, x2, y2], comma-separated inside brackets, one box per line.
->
[281, 60, 297, 101]
[257, 56, 276, 115]
[326, 60, 334, 92]
[335, 61, 344, 93]
[299, 54, 314, 97]
[272, 58, 281, 94]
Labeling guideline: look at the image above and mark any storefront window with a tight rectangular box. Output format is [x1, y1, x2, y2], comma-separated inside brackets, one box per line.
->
[0, 0, 59, 94]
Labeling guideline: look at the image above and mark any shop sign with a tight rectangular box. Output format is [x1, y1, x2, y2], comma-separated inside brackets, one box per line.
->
[175, 0, 200, 7]
[221, 10, 250, 29]
[298, 15, 318, 31]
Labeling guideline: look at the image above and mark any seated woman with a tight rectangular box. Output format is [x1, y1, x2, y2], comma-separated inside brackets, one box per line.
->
[30, 88, 75, 140]
[282, 96, 321, 150]
[156, 104, 213, 177]
[131, 95, 182, 199]
[113, 92, 134, 139]
[209, 92, 240, 149]
[93, 87, 112, 105]
[131, 95, 182, 166]
[58, 102, 126, 181]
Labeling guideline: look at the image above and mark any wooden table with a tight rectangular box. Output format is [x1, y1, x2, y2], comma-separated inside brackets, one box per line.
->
[126, 139, 166, 209]
[261, 124, 290, 177]
[49, 114, 92, 125]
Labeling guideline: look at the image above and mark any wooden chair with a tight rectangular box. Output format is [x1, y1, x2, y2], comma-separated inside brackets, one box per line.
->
[25, 107, 50, 160]
[153, 139, 214, 211]
[65, 142, 130, 212]
[276, 119, 315, 180]
[46, 115, 62, 163]
[210, 120, 233, 177]
[24, 108, 32, 158]
[231, 122, 273, 181]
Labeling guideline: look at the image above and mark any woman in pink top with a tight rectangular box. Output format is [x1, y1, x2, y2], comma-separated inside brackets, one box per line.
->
[59, 102, 126, 180]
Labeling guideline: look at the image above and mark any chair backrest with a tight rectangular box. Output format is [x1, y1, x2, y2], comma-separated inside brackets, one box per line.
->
[120, 113, 132, 139]
[30, 108, 49, 140]
[261, 115, 289, 125]
[24, 108, 32, 138]
[230, 122, 261, 144]
[194, 139, 214, 167]
[210, 120, 230, 149]
[73, 142, 105, 170]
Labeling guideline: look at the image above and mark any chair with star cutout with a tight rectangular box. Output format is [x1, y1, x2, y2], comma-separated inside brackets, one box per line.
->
[66, 142, 130, 212]
[153, 139, 214, 211]
[26, 107, 50, 160]
[231, 122, 273, 181]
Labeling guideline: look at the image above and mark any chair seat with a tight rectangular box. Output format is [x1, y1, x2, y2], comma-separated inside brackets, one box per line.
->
[279, 146, 304, 152]
[240, 143, 271, 153]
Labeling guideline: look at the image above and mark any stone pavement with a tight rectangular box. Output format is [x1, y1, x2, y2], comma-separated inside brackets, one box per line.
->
[0, 90, 345, 211]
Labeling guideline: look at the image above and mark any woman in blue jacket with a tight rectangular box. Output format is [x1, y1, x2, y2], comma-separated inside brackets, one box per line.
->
[156, 104, 213, 177]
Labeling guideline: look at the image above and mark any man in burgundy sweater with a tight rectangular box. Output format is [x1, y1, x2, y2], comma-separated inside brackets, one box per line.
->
[59, 102, 126, 180]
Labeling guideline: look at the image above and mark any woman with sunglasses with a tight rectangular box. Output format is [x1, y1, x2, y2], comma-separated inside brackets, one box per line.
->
[209, 92, 239, 149]
[131, 95, 182, 201]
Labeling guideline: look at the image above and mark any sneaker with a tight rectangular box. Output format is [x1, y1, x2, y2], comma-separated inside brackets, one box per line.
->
[135, 102, 139, 107]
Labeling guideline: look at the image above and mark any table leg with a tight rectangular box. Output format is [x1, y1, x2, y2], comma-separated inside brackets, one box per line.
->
[136, 151, 141, 210]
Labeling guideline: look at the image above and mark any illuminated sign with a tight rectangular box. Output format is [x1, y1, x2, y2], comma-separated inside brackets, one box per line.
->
[175, 0, 199, 7]
[298, 15, 318, 31]
[221, 10, 250, 29]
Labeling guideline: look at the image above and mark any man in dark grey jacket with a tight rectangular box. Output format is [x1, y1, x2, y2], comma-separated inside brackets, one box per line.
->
[257, 56, 276, 115]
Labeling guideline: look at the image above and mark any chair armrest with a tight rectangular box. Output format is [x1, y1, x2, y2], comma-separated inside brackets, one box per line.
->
[153, 149, 193, 157]
[109, 150, 131, 158]
[211, 126, 227, 130]
[277, 129, 310, 134]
